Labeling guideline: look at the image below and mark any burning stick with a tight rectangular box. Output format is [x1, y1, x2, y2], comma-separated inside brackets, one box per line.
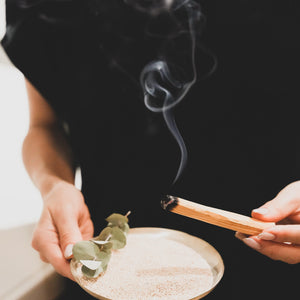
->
[161, 195, 275, 235]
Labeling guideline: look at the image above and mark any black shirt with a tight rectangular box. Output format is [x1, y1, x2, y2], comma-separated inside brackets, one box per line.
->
[2, 0, 300, 299]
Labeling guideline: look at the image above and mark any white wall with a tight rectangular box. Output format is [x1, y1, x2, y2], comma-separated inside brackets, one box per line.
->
[0, 0, 5, 41]
[0, 3, 65, 299]
[0, 0, 43, 229]
[0, 0, 82, 229]
[0, 65, 43, 228]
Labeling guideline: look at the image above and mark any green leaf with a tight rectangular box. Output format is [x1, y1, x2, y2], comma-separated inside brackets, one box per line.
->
[73, 241, 102, 261]
[108, 221, 130, 234]
[102, 242, 113, 254]
[106, 213, 128, 226]
[97, 250, 111, 268]
[120, 222, 130, 234]
[98, 227, 113, 241]
[97, 226, 126, 249]
[74, 212, 131, 278]
[110, 227, 126, 250]
[80, 260, 102, 270]
[81, 265, 103, 278]
[102, 264, 108, 272]
[92, 239, 110, 245]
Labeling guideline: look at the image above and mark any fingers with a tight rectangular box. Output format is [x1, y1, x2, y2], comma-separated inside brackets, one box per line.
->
[36, 208, 81, 259]
[235, 232, 300, 264]
[236, 182, 300, 264]
[32, 227, 75, 280]
[252, 199, 298, 223]
[57, 222, 82, 259]
[41, 236, 75, 280]
[52, 208, 84, 259]
[39, 254, 49, 263]
[258, 225, 300, 244]
[32, 185, 95, 280]
[32, 209, 78, 280]
[80, 217, 94, 241]
[252, 182, 300, 223]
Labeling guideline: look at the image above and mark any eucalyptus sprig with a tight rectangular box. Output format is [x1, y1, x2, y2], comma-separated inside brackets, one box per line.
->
[72, 211, 131, 278]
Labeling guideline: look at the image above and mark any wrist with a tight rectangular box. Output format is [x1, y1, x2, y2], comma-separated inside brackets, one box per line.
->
[38, 175, 73, 199]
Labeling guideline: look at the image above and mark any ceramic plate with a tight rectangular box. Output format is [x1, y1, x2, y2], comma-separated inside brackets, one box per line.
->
[71, 227, 224, 300]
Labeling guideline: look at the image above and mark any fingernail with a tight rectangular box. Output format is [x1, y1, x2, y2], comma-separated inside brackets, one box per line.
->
[235, 232, 247, 240]
[257, 232, 275, 241]
[64, 244, 73, 259]
[243, 238, 261, 250]
[252, 208, 268, 215]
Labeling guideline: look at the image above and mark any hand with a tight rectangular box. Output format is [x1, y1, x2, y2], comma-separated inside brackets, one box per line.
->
[235, 181, 300, 264]
[32, 181, 94, 279]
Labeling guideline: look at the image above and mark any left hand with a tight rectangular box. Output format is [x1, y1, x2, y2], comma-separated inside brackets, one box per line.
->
[235, 181, 300, 264]
[32, 181, 94, 279]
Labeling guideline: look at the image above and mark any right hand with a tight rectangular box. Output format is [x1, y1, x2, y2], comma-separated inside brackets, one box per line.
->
[236, 181, 300, 264]
[32, 181, 94, 280]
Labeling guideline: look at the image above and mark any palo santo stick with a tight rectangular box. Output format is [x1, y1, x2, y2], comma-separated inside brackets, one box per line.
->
[161, 195, 275, 236]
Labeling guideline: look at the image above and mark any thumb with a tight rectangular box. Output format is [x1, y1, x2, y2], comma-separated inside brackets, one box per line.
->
[252, 189, 300, 223]
[57, 217, 83, 259]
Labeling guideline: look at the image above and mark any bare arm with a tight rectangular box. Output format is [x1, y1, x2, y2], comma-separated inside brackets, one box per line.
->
[23, 79, 74, 197]
[24, 79, 93, 279]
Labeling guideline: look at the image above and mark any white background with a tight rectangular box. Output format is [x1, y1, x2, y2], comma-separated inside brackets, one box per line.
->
[0, 0, 43, 228]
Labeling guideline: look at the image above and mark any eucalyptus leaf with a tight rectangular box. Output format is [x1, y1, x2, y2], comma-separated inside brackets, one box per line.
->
[81, 265, 103, 278]
[108, 221, 130, 234]
[98, 227, 113, 241]
[106, 213, 128, 226]
[75, 211, 130, 279]
[102, 242, 113, 254]
[97, 250, 111, 267]
[120, 222, 130, 234]
[92, 239, 113, 254]
[73, 241, 102, 261]
[80, 260, 102, 270]
[102, 264, 108, 272]
[110, 227, 126, 250]
[92, 240, 110, 245]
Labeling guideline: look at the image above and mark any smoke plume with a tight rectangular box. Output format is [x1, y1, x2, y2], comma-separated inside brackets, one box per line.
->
[135, 0, 205, 183]
[16, 0, 211, 184]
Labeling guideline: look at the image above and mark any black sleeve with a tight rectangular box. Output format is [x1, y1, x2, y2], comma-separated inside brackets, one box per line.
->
[2, 1, 57, 99]
[1, 0, 85, 120]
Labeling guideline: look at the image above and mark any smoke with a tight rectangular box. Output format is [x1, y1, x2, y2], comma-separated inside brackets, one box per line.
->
[16, 0, 212, 184]
[124, 0, 174, 16]
[136, 0, 205, 183]
[16, 0, 65, 9]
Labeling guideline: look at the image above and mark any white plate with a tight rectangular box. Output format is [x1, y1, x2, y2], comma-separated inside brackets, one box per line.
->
[71, 227, 224, 300]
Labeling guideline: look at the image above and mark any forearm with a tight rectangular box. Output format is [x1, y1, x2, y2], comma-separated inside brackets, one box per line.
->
[22, 123, 75, 198]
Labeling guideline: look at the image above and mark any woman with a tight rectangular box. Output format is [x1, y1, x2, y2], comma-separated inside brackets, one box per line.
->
[2, 0, 300, 299]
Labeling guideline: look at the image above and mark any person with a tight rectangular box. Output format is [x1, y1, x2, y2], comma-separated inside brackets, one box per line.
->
[2, 0, 300, 299]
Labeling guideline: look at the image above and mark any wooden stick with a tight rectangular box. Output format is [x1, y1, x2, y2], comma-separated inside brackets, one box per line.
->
[161, 195, 275, 236]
